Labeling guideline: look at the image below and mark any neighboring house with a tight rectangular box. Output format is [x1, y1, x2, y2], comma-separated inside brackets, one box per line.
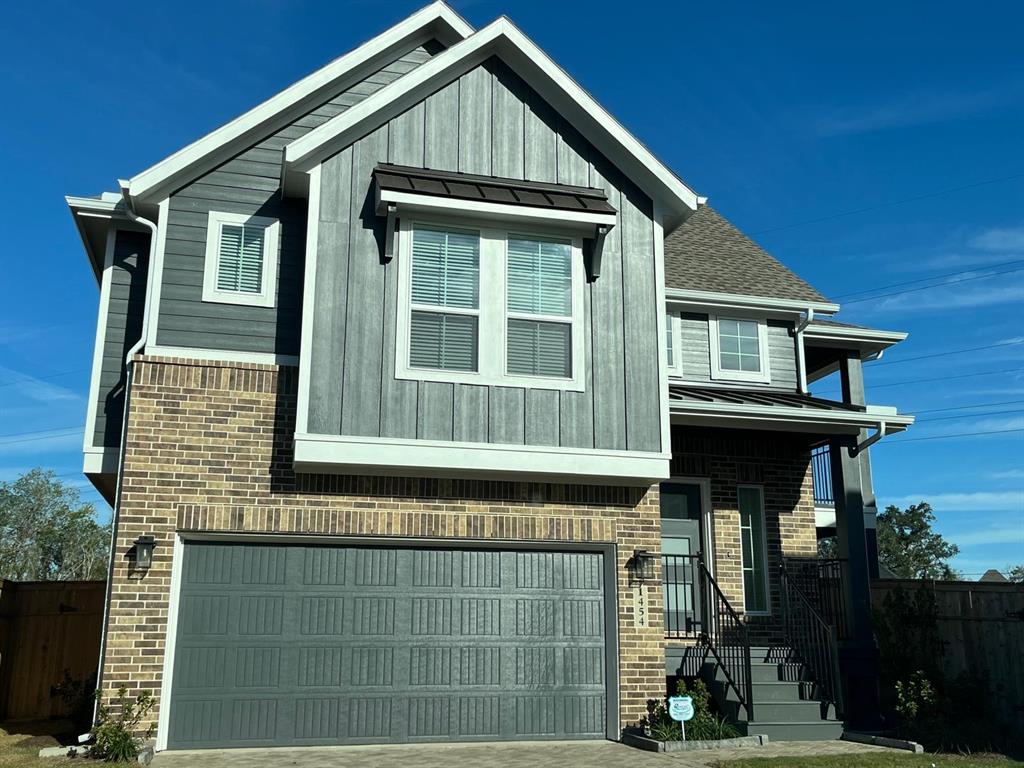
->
[67, 2, 914, 751]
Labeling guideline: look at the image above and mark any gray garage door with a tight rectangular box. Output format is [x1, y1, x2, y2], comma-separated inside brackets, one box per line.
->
[167, 543, 608, 748]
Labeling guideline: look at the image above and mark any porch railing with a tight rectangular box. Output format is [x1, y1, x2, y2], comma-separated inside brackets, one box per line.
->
[811, 444, 834, 508]
[662, 554, 702, 639]
[780, 561, 844, 718]
[698, 560, 754, 722]
[784, 557, 850, 641]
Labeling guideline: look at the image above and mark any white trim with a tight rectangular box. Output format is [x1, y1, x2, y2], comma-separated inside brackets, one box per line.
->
[708, 314, 772, 385]
[296, 165, 321, 435]
[378, 188, 618, 230]
[285, 18, 698, 226]
[155, 533, 184, 752]
[82, 447, 120, 476]
[126, 2, 473, 204]
[803, 323, 907, 344]
[201, 211, 280, 308]
[83, 228, 116, 452]
[815, 506, 837, 530]
[294, 432, 670, 484]
[653, 204, 672, 455]
[737, 484, 770, 616]
[665, 311, 683, 378]
[145, 199, 170, 347]
[665, 288, 839, 315]
[394, 218, 587, 392]
[144, 345, 298, 366]
[670, 399, 914, 434]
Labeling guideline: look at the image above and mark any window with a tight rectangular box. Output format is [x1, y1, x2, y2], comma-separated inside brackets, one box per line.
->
[709, 315, 770, 383]
[665, 311, 682, 376]
[202, 211, 280, 307]
[738, 485, 769, 613]
[396, 220, 584, 390]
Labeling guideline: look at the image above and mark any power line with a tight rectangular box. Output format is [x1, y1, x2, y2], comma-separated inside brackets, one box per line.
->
[814, 366, 1024, 396]
[749, 171, 1024, 236]
[912, 399, 1024, 415]
[869, 339, 1024, 367]
[831, 259, 1024, 300]
[0, 368, 89, 390]
[916, 408, 1024, 423]
[0, 425, 82, 440]
[880, 427, 1024, 444]
[0, 430, 83, 447]
[839, 265, 1024, 305]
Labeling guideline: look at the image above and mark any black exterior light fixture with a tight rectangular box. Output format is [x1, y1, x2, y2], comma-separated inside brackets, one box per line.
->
[133, 535, 156, 571]
[629, 549, 657, 583]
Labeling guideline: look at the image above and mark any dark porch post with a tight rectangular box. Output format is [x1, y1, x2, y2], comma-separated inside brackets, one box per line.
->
[830, 351, 881, 729]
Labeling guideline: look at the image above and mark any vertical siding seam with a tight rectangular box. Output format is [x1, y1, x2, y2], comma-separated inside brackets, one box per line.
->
[617, 196, 630, 450]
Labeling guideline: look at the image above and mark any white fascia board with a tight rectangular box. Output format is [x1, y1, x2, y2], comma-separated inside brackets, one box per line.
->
[380, 189, 618, 230]
[669, 400, 914, 434]
[285, 18, 699, 225]
[804, 324, 908, 347]
[293, 433, 670, 485]
[815, 506, 837, 530]
[665, 288, 839, 315]
[83, 447, 120, 475]
[126, 2, 474, 204]
[66, 194, 139, 283]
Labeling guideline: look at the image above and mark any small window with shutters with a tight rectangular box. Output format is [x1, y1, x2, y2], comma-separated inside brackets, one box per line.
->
[395, 219, 585, 391]
[202, 211, 280, 308]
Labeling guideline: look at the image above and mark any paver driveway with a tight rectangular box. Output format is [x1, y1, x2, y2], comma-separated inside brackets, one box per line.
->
[152, 738, 893, 768]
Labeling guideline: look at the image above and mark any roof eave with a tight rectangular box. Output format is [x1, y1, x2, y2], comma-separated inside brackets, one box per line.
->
[66, 194, 136, 284]
[124, 1, 474, 206]
[665, 287, 838, 315]
[669, 400, 914, 435]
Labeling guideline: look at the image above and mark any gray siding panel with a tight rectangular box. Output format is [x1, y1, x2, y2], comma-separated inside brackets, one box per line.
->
[678, 312, 712, 380]
[156, 42, 442, 357]
[94, 229, 149, 447]
[309, 58, 662, 454]
[766, 320, 798, 390]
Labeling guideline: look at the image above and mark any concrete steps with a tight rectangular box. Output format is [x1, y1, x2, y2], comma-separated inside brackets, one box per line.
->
[703, 645, 843, 742]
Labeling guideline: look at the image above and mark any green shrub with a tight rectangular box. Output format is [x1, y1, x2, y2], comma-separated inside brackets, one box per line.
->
[89, 686, 155, 762]
[640, 678, 740, 742]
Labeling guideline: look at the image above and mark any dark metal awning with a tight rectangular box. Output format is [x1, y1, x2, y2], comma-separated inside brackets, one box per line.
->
[669, 384, 913, 444]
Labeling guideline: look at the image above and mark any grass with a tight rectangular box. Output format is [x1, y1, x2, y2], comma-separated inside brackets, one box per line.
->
[714, 753, 1024, 768]
[0, 722, 77, 768]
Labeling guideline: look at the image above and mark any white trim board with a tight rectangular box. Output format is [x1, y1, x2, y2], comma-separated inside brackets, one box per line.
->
[155, 533, 185, 752]
[201, 211, 281, 308]
[296, 165, 322, 435]
[144, 345, 298, 366]
[669, 400, 914, 435]
[145, 198, 170, 347]
[707, 314, 772, 385]
[126, 2, 473, 205]
[665, 288, 839, 315]
[83, 228, 117, 453]
[285, 17, 699, 229]
[294, 432, 670, 485]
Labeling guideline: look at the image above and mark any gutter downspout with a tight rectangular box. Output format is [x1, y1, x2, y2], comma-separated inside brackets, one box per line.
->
[90, 181, 159, 736]
[794, 308, 815, 394]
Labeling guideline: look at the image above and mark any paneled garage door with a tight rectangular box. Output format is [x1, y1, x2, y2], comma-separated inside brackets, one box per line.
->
[167, 542, 609, 748]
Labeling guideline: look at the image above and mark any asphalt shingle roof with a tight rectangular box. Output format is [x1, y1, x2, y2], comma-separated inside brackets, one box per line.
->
[664, 205, 828, 303]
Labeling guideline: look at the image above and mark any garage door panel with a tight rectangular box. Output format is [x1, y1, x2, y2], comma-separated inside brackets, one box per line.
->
[168, 544, 608, 748]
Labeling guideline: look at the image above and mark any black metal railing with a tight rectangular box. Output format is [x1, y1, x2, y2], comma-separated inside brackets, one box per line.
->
[784, 557, 851, 642]
[698, 560, 754, 722]
[811, 444, 834, 508]
[780, 562, 844, 717]
[662, 554, 702, 639]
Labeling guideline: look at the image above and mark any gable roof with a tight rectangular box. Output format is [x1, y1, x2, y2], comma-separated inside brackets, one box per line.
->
[664, 205, 828, 304]
[283, 17, 699, 230]
[123, 2, 473, 208]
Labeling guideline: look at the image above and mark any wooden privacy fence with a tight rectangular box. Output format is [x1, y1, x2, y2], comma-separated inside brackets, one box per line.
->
[872, 578, 1024, 728]
[0, 580, 105, 720]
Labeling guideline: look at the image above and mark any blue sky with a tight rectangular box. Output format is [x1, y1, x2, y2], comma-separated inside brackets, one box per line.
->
[1, 0, 1021, 576]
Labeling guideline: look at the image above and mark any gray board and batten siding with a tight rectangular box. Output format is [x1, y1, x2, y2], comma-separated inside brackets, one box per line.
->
[306, 57, 663, 453]
[675, 311, 798, 390]
[93, 229, 150, 448]
[155, 41, 445, 357]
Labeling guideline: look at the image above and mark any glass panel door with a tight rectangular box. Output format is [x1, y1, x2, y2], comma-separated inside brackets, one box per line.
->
[660, 482, 703, 638]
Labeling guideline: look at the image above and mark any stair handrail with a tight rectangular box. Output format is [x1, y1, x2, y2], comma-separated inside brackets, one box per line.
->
[779, 562, 844, 718]
[697, 560, 754, 722]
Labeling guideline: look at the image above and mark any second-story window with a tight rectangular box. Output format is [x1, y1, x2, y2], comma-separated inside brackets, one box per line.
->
[202, 211, 279, 308]
[396, 220, 584, 391]
[709, 314, 770, 384]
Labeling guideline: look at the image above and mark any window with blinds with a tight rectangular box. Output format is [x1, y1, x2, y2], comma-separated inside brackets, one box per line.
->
[216, 224, 265, 294]
[202, 211, 279, 308]
[506, 236, 573, 378]
[408, 225, 480, 372]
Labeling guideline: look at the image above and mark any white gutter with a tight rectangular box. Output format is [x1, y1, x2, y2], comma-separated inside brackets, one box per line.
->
[118, 180, 158, 364]
[665, 288, 839, 315]
[794, 308, 815, 394]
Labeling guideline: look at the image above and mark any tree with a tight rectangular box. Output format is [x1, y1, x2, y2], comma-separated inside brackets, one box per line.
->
[818, 501, 961, 580]
[0, 468, 111, 581]
[1006, 564, 1024, 583]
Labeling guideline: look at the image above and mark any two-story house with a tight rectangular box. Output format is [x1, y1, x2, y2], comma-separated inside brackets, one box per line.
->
[68, 2, 913, 750]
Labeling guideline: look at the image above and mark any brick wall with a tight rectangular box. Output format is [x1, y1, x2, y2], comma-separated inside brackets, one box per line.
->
[671, 427, 818, 642]
[103, 356, 666, 737]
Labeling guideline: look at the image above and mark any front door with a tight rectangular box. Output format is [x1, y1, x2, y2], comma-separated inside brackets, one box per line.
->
[660, 482, 704, 638]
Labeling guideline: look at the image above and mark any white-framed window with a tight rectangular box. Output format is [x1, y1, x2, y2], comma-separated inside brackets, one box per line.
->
[708, 314, 770, 384]
[395, 218, 585, 391]
[738, 484, 770, 614]
[665, 310, 683, 377]
[202, 211, 280, 308]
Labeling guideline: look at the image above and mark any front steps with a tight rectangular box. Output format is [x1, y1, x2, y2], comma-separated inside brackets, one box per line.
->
[704, 646, 844, 741]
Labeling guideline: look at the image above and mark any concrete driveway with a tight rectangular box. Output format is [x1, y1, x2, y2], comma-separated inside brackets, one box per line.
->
[152, 738, 892, 768]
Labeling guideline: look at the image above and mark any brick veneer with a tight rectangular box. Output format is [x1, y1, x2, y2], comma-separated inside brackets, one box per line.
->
[103, 356, 666, 737]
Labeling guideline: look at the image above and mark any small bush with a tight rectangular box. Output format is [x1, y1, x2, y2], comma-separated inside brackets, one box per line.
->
[51, 669, 97, 734]
[89, 687, 154, 762]
[641, 678, 740, 742]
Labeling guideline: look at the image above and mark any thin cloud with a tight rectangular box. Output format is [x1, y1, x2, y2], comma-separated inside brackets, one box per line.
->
[947, 525, 1024, 547]
[0, 430, 84, 456]
[0, 365, 82, 403]
[969, 227, 1024, 252]
[990, 469, 1024, 480]
[859, 273, 1024, 314]
[886, 491, 1024, 512]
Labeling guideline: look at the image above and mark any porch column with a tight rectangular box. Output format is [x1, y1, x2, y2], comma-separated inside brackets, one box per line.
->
[830, 351, 881, 728]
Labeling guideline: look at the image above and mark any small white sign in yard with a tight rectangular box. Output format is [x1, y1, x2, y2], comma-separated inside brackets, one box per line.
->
[668, 695, 695, 739]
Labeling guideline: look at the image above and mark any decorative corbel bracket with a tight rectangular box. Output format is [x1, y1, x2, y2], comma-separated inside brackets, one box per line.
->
[382, 202, 398, 263]
[585, 224, 611, 282]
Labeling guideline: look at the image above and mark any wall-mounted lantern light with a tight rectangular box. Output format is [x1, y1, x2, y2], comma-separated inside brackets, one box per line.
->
[628, 549, 657, 583]
[134, 535, 156, 571]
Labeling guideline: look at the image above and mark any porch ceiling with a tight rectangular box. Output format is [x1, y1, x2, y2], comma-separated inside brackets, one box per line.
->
[668, 384, 914, 436]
